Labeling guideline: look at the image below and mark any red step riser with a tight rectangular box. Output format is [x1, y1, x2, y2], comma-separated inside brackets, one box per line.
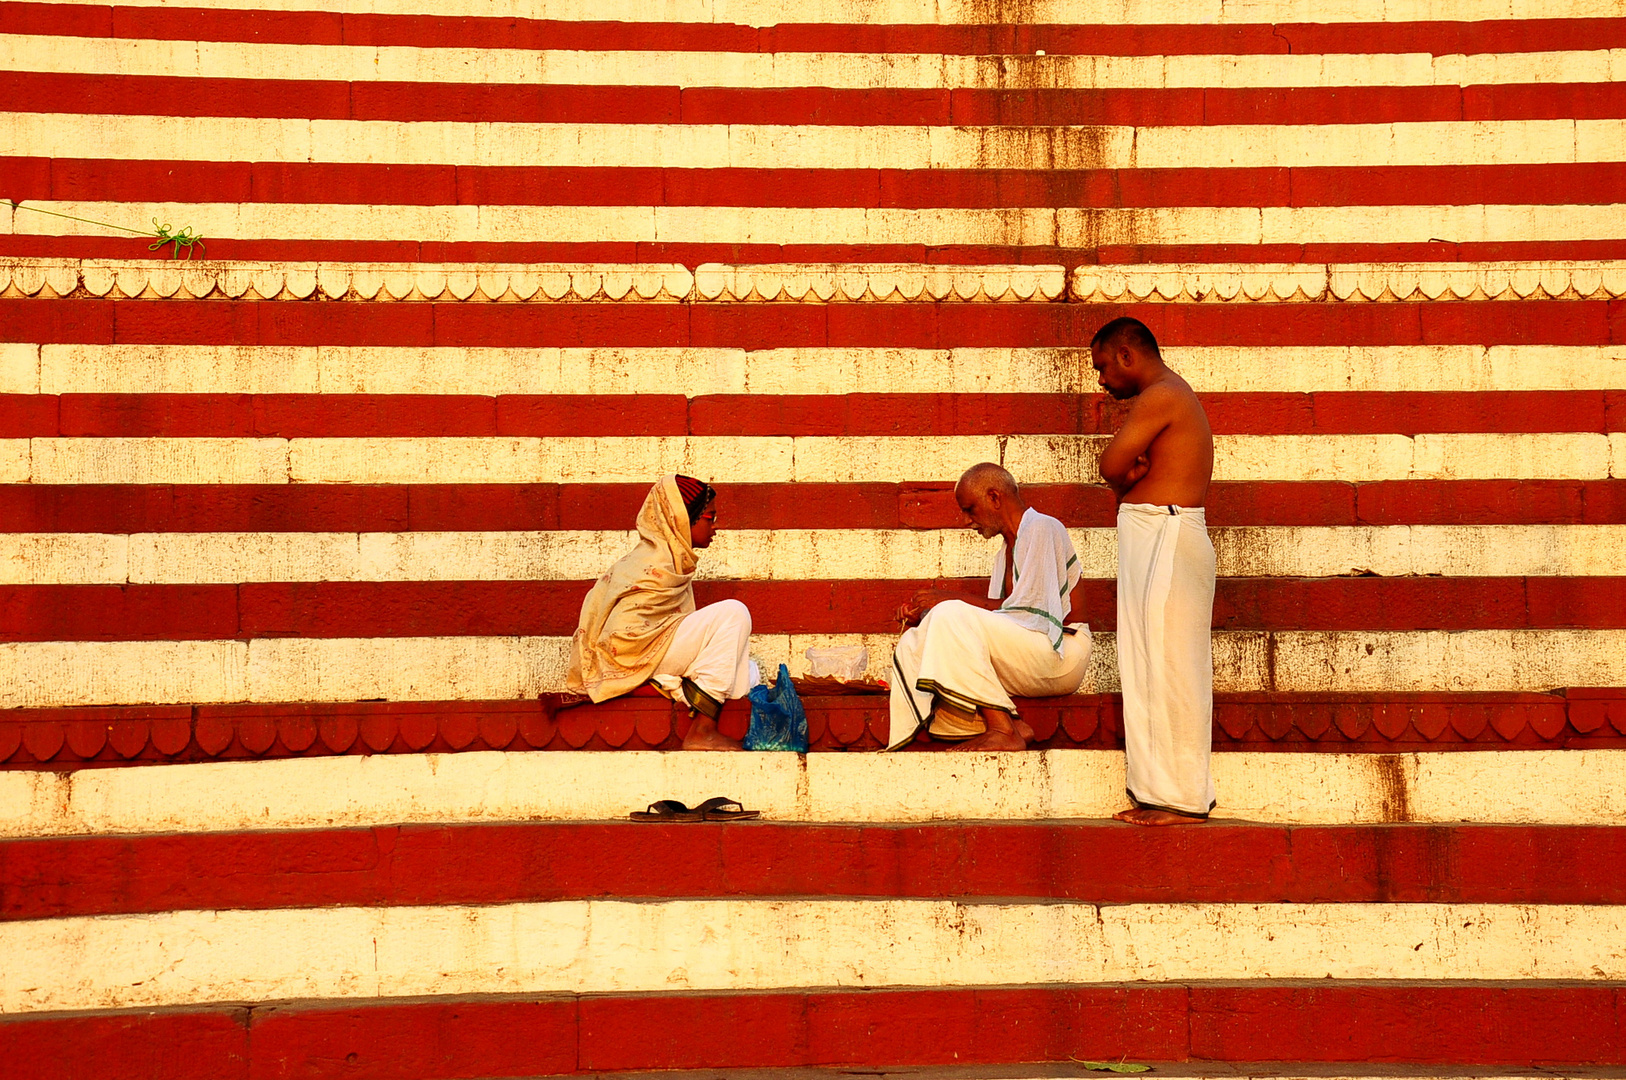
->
[1, 391, 1617, 438]
[8, 236, 1626, 266]
[3, 578, 1625, 641]
[7, 77, 1626, 127]
[0, 481, 1620, 532]
[2, 984, 1623, 1080]
[9, 3, 1625, 53]
[2, 298, 1620, 348]
[3, 691, 1623, 768]
[6, 822, 1626, 920]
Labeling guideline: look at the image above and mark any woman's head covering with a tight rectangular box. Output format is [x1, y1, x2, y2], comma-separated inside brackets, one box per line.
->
[675, 474, 716, 526]
[565, 475, 700, 702]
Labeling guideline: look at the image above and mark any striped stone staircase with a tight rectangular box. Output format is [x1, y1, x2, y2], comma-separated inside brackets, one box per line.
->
[4, 750, 1625, 1077]
[2, 0, 1625, 1075]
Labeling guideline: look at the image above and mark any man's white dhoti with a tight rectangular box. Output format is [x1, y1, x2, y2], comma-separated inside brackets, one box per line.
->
[888, 602, 1091, 748]
[652, 598, 760, 705]
[1117, 503, 1217, 816]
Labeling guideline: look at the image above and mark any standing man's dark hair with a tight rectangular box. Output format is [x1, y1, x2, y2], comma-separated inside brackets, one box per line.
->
[1090, 316, 1161, 357]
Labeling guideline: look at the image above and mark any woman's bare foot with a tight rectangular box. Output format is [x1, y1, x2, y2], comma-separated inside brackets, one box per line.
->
[1113, 807, 1206, 826]
[681, 715, 744, 751]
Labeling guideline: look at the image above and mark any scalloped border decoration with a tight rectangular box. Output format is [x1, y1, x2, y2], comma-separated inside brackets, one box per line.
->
[1070, 262, 1626, 303]
[3, 259, 1623, 303]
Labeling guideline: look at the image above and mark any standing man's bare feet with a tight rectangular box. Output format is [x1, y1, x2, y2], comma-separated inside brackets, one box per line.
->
[948, 706, 1029, 751]
[1113, 807, 1206, 826]
[681, 714, 744, 751]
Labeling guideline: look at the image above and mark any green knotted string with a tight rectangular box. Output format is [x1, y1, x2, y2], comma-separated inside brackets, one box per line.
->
[7, 200, 205, 259]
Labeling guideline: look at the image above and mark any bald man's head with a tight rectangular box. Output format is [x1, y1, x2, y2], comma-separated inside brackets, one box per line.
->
[958, 462, 1019, 500]
[955, 463, 1025, 539]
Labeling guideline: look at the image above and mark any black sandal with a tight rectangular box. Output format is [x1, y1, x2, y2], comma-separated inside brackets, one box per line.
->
[629, 799, 703, 822]
[694, 796, 760, 822]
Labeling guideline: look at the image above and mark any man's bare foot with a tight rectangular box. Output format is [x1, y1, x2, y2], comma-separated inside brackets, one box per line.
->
[948, 706, 1028, 751]
[681, 715, 744, 751]
[1014, 718, 1036, 742]
[948, 728, 1027, 751]
[1113, 807, 1206, 826]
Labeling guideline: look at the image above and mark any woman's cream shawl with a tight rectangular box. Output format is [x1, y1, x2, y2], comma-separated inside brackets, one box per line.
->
[566, 476, 698, 701]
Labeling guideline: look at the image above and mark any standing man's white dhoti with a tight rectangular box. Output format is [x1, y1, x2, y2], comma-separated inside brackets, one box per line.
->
[1116, 503, 1217, 816]
[888, 506, 1092, 749]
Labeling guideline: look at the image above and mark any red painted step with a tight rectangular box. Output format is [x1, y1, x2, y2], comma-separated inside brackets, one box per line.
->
[2, 576, 1622, 641]
[0, 481, 1621, 532]
[8, 2, 1625, 53]
[3, 985, 1624, 1080]
[1, 298, 1618, 349]
[8, 78, 1626, 127]
[6, 821, 1626, 920]
[8, 234, 1626, 266]
[0, 390, 1615, 438]
[2, 689, 1623, 769]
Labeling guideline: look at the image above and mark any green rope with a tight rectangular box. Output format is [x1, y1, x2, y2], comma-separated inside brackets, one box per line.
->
[147, 220, 205, 260]
[7, 201, 205, 259]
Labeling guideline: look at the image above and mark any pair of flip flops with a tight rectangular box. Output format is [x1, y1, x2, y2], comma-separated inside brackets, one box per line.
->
[629, 797, 760, 822]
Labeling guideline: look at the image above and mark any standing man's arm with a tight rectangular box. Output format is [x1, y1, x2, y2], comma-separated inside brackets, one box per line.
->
[1098, 389, 1171, 498]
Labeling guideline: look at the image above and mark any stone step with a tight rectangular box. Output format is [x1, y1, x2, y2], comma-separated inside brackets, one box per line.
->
[7, 821, 1625, 920]
[5, 746, 1625, 836]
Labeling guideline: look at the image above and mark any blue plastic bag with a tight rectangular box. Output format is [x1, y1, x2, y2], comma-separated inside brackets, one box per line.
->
[744, 664, 809, 752]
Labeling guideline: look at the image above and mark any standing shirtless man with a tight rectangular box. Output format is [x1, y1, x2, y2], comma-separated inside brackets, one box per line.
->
[1091, 317, 1217, 826]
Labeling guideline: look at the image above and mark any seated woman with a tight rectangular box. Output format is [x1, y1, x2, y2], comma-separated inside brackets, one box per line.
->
[566, 474, 758, 750]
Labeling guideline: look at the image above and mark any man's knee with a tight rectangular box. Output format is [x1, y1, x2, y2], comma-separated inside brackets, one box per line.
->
[922, 598, 978, 630]
[925, 598, 975, 619]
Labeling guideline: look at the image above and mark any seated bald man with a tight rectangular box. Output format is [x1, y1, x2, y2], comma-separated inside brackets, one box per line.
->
[887, 463, 1093, 751]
